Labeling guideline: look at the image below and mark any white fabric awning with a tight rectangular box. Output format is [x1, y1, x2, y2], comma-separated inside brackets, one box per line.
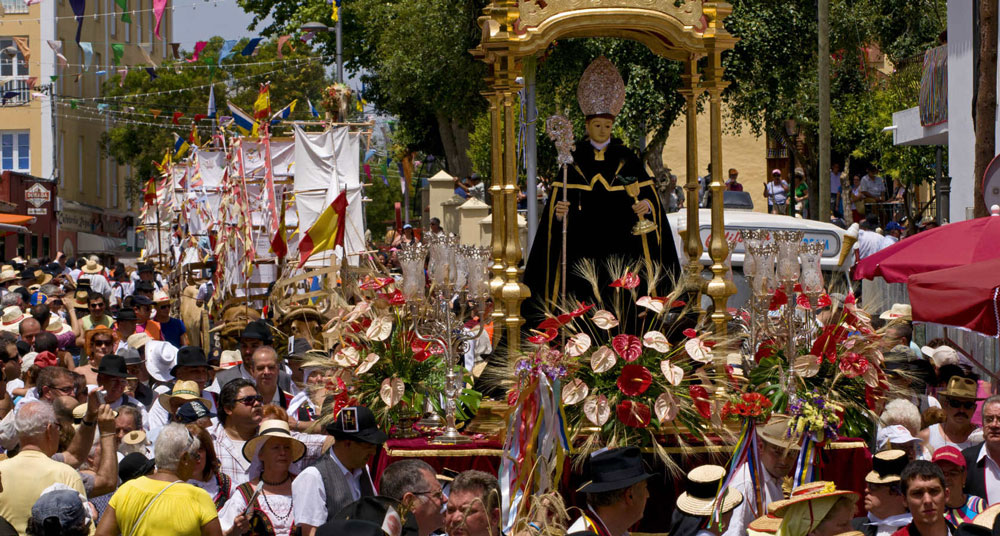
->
[78, 232, 126, 253]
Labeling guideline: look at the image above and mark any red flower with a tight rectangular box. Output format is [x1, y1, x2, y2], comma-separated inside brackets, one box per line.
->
[793, 283, 803, 293]
[358, 276, 394, 291]
[568, 302, 594, 318]
[838, 352, 869, 378]
[610, 271, 640, 289]
[671, 300, 687, 308]
[769, 288, 788, 311]
[755, 340, 777, 360]
[349, 317, 373, 334]
[410, 335, 444, 362]
[612, 334, 642, 362]
[817, 294, 832, 308]
[812, 325, 849, 363]
[616, 400, 651, 428]
[377, 289, 406, 305]
[721, 402, 736, 420]
[683, 328, 698, 339]
[537, 315, 571, 331]
[796, 293, 833, 310]
[617, 364, 653, 396]
[507, 389, 519, 406]
[528, 328, 558, 345]
[689, 385, 711, 419]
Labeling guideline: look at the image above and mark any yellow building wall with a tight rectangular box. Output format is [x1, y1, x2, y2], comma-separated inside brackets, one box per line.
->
[662, 103, 769, 212]
[0, 2, 44, 177]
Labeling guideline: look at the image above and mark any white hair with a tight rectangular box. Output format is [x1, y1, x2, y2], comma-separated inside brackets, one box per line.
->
[15, 400, 56, 439]
[154, 423, 199, 473]
[880, 398, 922, 436]
[1, 293, 20, 308]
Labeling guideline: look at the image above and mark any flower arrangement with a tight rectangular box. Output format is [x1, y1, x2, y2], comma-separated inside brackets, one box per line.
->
[509, 263, 724, 468]
[786, 391, 843, 444]
[720, 391, 774, 424]
[321, 83, 354, 121]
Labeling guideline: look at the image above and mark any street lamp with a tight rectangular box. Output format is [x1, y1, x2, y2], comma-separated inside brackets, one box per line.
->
[304, 18, 342, 83]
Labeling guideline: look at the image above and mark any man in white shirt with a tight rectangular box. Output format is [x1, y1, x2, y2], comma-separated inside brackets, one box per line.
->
[857, 216, 884, 259]
[850, 449, 911, 536]
[566, 447, 653, 536]
[293, 405, 386, 536]
[723, 416, 801, 536]
[960, 395, 1000, 503]
[860, 166, 885, 202]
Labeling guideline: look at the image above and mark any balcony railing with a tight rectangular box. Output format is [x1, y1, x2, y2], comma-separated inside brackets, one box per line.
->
[0, 0, 30, 14]
[0, 78, 32, 107]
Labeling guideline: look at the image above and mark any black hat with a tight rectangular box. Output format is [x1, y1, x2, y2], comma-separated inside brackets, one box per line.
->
[170, 346, 211, 376]
[176, 400, 216, 424]
[137, 263, 154, 274]
[42, 263, 62, 276]
[134, 281, 155, 293]
[115, 308, 137, 322]
[240, 320, 273, 343]
[578, 447, 656, 493]
[96, 353, 129, 378]
[333, 496, 419, 536]
[315, 520, 387, 536]
[118, 452, 155, 483]
[326, 405, 387, 445]
[131, 295, 153, 306]
[288, 338, 312, 360]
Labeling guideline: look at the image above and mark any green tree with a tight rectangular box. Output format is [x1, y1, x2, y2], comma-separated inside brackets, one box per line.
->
[100, 37, 329, 199]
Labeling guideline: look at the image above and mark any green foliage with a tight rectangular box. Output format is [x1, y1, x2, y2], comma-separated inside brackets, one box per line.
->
[99, 37, 330, 201]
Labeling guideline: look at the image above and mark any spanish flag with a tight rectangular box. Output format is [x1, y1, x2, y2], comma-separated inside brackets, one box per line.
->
[143, 177, 158, 205]
[297, 191, 348, 269]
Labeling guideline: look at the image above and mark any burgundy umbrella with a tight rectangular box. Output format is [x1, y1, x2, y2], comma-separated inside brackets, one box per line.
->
[907, 258, 1000, 337]
[855, 214, 1000, 282]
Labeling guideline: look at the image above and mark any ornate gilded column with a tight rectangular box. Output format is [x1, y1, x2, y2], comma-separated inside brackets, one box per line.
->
[678, 55, 704, 295]
[499, 55, 529, 353]
[704, 48, 736, 337]
[484, 76, 506, 330]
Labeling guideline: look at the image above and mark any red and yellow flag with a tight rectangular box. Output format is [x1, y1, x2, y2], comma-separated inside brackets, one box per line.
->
[297, 191, 348, 269]
[143, 177, 158, 205]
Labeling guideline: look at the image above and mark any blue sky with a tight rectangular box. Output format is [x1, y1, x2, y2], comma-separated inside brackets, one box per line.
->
[172, 3, 266, 48]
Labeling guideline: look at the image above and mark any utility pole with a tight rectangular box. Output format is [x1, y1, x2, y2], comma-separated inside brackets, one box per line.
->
[818, 0, 831, 222]
[975, 0, 997, 218]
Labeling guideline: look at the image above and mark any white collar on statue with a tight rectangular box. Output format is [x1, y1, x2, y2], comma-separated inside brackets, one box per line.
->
[590, 139, 610, 151]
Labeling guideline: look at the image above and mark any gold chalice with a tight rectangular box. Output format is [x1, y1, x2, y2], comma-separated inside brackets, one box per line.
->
[624, 181, 657, 236]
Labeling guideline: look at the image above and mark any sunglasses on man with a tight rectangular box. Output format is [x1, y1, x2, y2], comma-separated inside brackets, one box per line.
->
[945, 398, 976, 410]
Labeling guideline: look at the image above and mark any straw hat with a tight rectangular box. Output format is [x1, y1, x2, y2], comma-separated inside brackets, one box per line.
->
[218, 350, 243, 370]
[748, 514, 783, 535]
[939, 376, 984, 401]
[922, 345, 961, 367]
[28, 269, 52, 286]
[0, 306, 24, 332]
[771, 481, 858, 518]
[879, 303, 912, 321]
[126, 332, 152, 350]
[81, 260, 103, 274]
[69, 290, 89, 309]
[46, 317, 72, 337]
[675, 465, 743, 516]
[241, 419, 305, 463]
[72, 403, 117, 423]
[758, 415, 803, 451]
[973, 503, 1000, 529]
[865, 449, 908, 484]
[153, 290, 171, 305]
[0, 270, 17, 284]
[121, 430, 147, 447]
[157, 380, 211, 409]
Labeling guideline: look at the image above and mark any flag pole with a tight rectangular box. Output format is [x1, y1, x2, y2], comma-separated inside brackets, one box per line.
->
[155, 177, 164, 269]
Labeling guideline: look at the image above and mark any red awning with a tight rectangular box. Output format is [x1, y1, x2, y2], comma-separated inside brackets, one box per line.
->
[908, 258, 1000, 337]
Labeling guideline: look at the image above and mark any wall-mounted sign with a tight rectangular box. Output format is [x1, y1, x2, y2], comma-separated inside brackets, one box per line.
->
[27, 208, 46, 215]
[25, 183, 50, 208]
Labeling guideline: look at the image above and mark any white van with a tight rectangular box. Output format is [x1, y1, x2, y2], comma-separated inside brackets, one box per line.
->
[665, 208, 856, 308]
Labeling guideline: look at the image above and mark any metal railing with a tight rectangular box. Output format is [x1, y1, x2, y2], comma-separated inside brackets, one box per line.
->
[0, 78, 32, 107]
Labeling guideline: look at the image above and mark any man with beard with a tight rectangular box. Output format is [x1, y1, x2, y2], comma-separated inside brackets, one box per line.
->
[920, 376, 983, 455]
[962, 395, 1000, 503]
[73, 326, 115, 386]
[892, 461, 956, 536]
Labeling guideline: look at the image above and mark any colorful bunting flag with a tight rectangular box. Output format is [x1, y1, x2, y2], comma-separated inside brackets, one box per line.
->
[145, 67, 157, 80]
[111, 43, 124, 66]
[241, 38, 262, 57]
[69, 0, 85, 44]
[270, 197, 288, 259]
[170, 43, 180, 59]
[12, 37, 30, 63]
[172, 112, 183, 125]
[307, 98, 320, 118]
[114, 0, 131, 23]
[153, 0, 168, 38]
[172, 132, 190, 158]
[187, 41, 208, 63]
[143, 177, 158, 205]
[276, 35, 292, 59]
[270, 99, 296, 122]
[218, 40, 238, 65]
[150, 109, 161, 119]
[207, 86, 216, 119]
[297, 191, 348, 269]
[226, 101, 256, 136]
[80, 42, 93, 71]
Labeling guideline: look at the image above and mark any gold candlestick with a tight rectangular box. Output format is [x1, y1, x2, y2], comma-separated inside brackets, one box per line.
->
[624, 181, 657, 236]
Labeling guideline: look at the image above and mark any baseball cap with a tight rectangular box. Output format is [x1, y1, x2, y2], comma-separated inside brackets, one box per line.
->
[931, 445, 966, 469]
[876, 424, 920, 451]
[176, 400, 216, 424]
[886, 221, 904, 231]
[30, 486, 89, 531]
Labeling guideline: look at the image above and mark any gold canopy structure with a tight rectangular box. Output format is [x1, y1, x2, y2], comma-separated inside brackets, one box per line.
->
[472, 0, 739, 351]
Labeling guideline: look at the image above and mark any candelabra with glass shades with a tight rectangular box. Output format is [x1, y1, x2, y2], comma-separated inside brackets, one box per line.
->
[398, 236, 492, 444]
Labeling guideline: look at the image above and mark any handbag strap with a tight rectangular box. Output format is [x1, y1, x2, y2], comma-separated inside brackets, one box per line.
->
[127, 480, 181, 536]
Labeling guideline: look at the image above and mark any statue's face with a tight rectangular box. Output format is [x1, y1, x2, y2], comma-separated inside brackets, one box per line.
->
[586, 117, 614, 144]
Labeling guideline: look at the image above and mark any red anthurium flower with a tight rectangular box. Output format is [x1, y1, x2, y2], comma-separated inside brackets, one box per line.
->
[683, 328, 698, 339]
[377, 289, 406, 305]
[617, 364, 653, 396]
[671, 300, 687, 308]
[610, 271, 640, 289]
[569, 302, 594, 317]
[689, 385, 711, 419]
[755, 341, 776, 360]
[537, 315, 572, 331]
[612, 334, 642, 361]
[349, 317, 373, 334]
[838, 352, 869, 378]
[769, 288, 788, 311]
[617, 400, 651, 428]
[358, 276, 394, 291]
[528, 328, 559, 345]
[864, 385, 878, 411]
[793, 283, 803, 293]
[817, 294, 832, 308]
[845, 292, 857, 305]
[811, 325, 849, 363]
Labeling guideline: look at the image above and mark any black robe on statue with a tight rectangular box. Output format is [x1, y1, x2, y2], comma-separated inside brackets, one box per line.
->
[523, 137, 680, 323]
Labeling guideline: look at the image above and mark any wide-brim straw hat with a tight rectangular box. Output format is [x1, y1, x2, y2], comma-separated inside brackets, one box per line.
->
[758, 415, 803, 451]
[0, 306, 24, 332]
[81, 260, 103, 274]
[675, 464, 744, 516]
[241, 419, 305, 463]
[879, 303, 912, 321]
[939, 376, 985, 401]
[70, 290, 89, 309]
[865, 449, 908, 484]
[0, 270, 17, 284]
[748, 514, 783, 534]
[153, 290, 171, 305]
[771, 481, 858, 518]
[972, 503, 1000, 529]
[218, 350, 243, 370]
[156, 379, 211, 409]
[46, 317, 72, 336]
[127, 332, 152, 350]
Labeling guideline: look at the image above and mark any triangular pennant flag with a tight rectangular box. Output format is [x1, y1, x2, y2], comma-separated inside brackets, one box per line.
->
[153, 0, 168, 38]
[172, 112, 183, 125]
[138, 43, 158, 67]
[50, 75, 59, 82]
[170, 43, 180, 59]
[145, 67, 157, 81]
[207, 86, 216, 118]
[12, 37, 30, 63]
[307, 98, 319, 118]
[187, 41, 208, 63]
[276, 35, 292, 59]
[80, 42, 93, 71]
[114, 0, 131, 23]
[69, 0, 86, 44]
[241, 38, 262, 57]
[111, 43, 124, 66]
[70, 99, 79, 109]
[150, 109, 161, 119]
[118, 68, 127, 87]
[218, 40, 238, 65]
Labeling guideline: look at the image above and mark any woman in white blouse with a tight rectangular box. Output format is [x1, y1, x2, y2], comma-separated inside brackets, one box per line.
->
[218, 418, 303, 536]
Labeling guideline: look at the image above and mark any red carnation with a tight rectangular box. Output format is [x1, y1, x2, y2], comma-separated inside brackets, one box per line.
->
[612, 334, 642, 362]
[616, 400, 651, 428]
[617, 364, 653, 396]
[689, 385, 712, 419]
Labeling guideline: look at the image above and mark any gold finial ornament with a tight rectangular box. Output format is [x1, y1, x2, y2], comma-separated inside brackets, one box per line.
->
[577, 56, 626, 118]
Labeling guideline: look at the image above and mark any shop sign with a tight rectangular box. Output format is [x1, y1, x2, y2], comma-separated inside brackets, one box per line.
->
[25, 183, 50, 208]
